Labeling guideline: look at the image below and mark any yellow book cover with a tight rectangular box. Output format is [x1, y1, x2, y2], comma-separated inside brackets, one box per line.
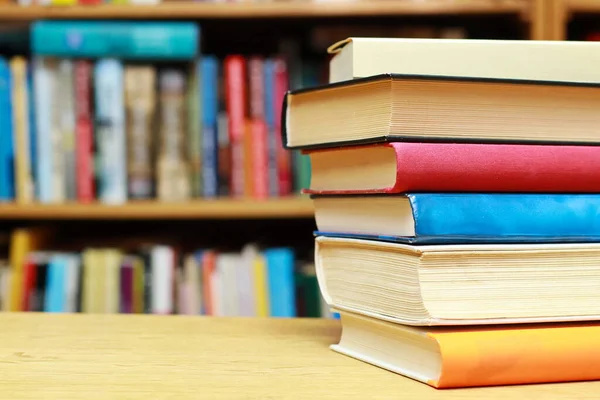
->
[103, 249, 122, 314]
[50, 0, 77, 5]
[10, 57, 34, 204]
[8, 227, 51, 311]
[132, 256, 144, 314]
[82, 249, 102, 314]
[253, 252, 269, 317]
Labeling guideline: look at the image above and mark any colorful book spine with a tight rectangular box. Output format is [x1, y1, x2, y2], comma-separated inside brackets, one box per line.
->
[263, 60, 279, 197]
[94, 59, 127, 204]
[248, 57, 268, 199]
[157, 69, 191, 202]
[201, 56, 219, 198]
[74, 60, 95, 203]
[32, 22, 199, 60]
[0, 57, 14, 201]
[265, 247, 296, 318]
[188, 61, 202, 198]
[10, 57, 33, 204]
[33, 57, 54, 203]
[124, 66, 156, 199]
[273, 58, 292, 196]
[224, 56, 246, 198]
[58, 60, 77, 201]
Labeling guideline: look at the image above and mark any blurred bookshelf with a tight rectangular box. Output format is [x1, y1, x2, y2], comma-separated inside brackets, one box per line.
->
[0, 198, 314, 219]
[0, 1, 531, 20]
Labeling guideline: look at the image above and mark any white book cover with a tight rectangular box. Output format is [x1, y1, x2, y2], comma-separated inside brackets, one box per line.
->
[33, 57, 57, 203]
[216, 253, 239, 317]
[94, 59, 127, 205]
[151, 246, 174, 315]
[64, 254, 80, 313]
[237, 244, 257, 316]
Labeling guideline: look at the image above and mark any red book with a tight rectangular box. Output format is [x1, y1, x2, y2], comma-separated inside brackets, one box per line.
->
[224, 56, 247, 198]
[74, 61, 95, 203]
[21, 257, 36, 311]
[273, 58, 292, 196]
[304, 142, 600, 194]
[248, 57, 268, 199]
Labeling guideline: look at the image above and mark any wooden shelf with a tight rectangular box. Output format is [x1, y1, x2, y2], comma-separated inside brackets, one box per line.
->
[0, 0, 530, 21]
[0, 198, 314, 219]
[566, 0, 600, 14]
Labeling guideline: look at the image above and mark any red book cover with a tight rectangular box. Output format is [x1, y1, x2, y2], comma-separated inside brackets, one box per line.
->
[224, 56, 247, 198]
[248, 57, 268, 199]
[273, 58, 292, 196]
[74, 60, 95, 203]
[304, 142, 600, 194]
[21, 257, 36, 311]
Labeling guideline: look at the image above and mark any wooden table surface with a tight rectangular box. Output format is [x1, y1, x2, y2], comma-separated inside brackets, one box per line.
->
[0, 313, 598, 399]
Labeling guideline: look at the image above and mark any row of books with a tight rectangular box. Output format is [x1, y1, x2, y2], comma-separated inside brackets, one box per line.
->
[0, 55, 315, 204]
[0, 242, 332, 317]
[290, 37, 600, 388]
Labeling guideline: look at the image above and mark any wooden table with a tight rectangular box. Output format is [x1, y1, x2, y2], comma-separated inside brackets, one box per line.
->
[0, 313, 598, 399]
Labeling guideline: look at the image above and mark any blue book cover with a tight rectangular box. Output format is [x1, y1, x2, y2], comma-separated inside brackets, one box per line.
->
[265, 248, 296, 318]
[0, 58, 14, 201]
[27, 62, 37, 198]
[315, 193, 600, 244]
[263, 60, 279, 197]
[201, 56, 219, 198]
[32, 21, 199, 60]
[44, 255, 67, 313]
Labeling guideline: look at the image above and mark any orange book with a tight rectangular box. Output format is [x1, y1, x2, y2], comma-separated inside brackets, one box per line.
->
[333, 310, 600, 389]
[201, 251, 216, 316]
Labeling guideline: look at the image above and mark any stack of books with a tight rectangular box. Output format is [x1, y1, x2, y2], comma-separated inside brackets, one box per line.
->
[282, 37, 600, 388]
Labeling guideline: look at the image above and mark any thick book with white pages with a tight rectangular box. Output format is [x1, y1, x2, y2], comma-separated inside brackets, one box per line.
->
[328, 37, 600, 84]
[315, 236, 600, 326]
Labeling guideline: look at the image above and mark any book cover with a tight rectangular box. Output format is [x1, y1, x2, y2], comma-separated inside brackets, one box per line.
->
[305, 142, 600, 195]
[74, 60, 95, 203]
[0, 57, 14, 201]
[32, 21, 199, 60]
[10, 56, 33, 204]
[95, 59, 127, 204]
[224, 55, 246, 198]
[314, 193, 600, 244]
[201, 56, 219, 198]
[58, 60, 77, 201]
[157, 69, 191, 202]
[265, 247, 296, 318]
[125, 66, 156, 200]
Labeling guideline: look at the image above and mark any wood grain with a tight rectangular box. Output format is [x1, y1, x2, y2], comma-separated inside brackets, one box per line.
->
[0, 0, 529, 21]
[0, 313, 599, 399]
[0, 198, 314, 219]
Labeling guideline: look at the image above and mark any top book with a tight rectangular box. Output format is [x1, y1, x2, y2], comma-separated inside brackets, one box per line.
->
[328, 37, 600, 84]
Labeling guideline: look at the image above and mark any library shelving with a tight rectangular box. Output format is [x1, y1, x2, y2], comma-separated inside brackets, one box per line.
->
[0, 198, 314, 220]
[549, 0, 600, 40]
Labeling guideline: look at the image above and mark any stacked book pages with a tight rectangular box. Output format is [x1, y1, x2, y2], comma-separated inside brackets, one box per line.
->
[282, 37, 600, 389]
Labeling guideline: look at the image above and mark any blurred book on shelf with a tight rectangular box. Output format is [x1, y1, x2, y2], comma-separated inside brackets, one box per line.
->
[0, 229, 329, 318]
[0, 21, 316, 205]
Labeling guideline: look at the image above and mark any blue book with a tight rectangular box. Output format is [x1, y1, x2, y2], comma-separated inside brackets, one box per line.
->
[45, 255, 67, 313]
[0, 58, 14, 201]
[27, 62, 37, 198]
[265, 248, 296, 318]
[32, 21, 199, 60]
[314, 193, 600, 244]
[263, 60, 279, 197]
[201, 56, 219, 198]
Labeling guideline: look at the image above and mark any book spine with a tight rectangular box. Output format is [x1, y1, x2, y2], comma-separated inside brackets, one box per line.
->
[58, 60, 77, 201]
[265, 248, 296, 318]
[49, 60, 65, 203]
[0, 57, 14, 201]
[188, 61, 202, 197]
[74, 60, 95, 203]
[263, 60, 279, 197]
[201, 56, 219, 198]
[10, 57, 33, 204]
[248, 57, 268, 199]
[32, 21, 199, 60]
[273, 58, 292, 196]
[224, 56, 246, 198]
[124, 66, 156, 199]
[26, 64, 37, 200]
[33, 57, 54, 203]
[157, 69, 191, 202]
[94, 59, 127, 204]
